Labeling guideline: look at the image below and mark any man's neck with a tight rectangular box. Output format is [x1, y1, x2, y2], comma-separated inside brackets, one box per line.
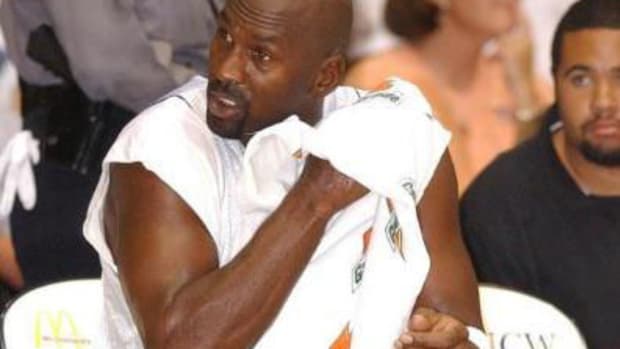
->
[298, 99, 325, 127]
[304, 108, 324, 127]
[553, 130, 620, 197]
[240, 102, 324, 146]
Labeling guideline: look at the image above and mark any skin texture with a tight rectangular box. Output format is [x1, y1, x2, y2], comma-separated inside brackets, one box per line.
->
[104, 0, 482, 348]
[553, 29, 620, 196]
[395, 308, 475, 349]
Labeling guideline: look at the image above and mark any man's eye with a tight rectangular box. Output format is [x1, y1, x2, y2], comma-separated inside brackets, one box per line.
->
[251, 48, 272, 63]
[218, 29, 233, 45]
[570, 74, 592, 87]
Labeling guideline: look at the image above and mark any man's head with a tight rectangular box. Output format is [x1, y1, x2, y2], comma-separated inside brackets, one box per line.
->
[206, 0, 352, 143]
[552, 0, 620, 167]
[385, 0, 517, 43]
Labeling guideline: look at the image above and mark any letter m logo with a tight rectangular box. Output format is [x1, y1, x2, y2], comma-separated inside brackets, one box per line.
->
[33, 310, 90, 349]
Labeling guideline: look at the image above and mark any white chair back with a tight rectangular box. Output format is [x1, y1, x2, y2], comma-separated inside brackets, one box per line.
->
[479, 284, 587, 349]
[1, 279, 104, 349]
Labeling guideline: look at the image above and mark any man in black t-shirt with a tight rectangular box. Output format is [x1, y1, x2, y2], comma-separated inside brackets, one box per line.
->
[460, 1, 620, 348]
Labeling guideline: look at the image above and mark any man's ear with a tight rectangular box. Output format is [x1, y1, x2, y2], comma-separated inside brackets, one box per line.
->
[312, 53, 346, 97]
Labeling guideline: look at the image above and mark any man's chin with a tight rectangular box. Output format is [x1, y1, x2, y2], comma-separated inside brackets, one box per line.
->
[580, 142, 620, 167]
[206, 115, 241, 140]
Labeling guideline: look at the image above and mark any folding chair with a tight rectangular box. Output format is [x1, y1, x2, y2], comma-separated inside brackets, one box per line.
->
[1, 279, 103, 349]
[479, 284, 587, 349]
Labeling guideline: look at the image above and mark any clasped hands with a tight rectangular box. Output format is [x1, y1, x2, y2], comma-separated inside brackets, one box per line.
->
[395, 307, 478, 349]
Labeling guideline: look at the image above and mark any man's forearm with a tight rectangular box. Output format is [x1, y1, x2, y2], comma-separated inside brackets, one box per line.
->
[161, 182, 336, 349]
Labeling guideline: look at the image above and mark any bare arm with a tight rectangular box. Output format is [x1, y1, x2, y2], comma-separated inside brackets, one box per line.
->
[393, 151, 482, 349]
[104, 156, 366, 349]
[414, 151, 483, 328]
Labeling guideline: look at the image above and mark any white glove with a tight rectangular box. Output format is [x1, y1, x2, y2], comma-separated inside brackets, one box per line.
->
[0, 130, 40, 217]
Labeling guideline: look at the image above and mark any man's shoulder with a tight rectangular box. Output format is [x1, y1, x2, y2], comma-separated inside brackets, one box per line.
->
[159, 75, 208, 107]
[119, 76, 210, 143]
[103, 76, 222, 175]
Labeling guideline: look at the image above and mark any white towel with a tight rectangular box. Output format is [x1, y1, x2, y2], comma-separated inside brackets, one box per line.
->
[243, 78, 451, 349]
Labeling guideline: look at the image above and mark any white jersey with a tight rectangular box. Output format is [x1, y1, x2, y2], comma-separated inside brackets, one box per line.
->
[84, 75, 454, 348]
[83, 76, 365, 348]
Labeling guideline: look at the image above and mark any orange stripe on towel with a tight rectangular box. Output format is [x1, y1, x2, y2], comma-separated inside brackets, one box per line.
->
[362, 228, 372, 254]
[330, 324, 352, 349]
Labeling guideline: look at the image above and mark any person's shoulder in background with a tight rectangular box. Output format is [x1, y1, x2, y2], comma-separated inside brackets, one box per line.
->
[345, 45, 427, 89]
[458, 129, 552, 289]
[462, 128, 548, 211]
[344, 45, 450, 126]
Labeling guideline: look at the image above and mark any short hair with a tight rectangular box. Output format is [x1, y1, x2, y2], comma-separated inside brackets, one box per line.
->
[385, 0, 440, 42]
[551, 0, 620, 73]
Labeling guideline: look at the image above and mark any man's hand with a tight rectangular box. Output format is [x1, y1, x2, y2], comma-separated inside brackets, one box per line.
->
[297, 155, 368, 215]
[394, 307, 477, 349]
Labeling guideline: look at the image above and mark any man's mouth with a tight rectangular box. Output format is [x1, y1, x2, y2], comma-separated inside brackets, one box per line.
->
[207, 91, 245, 120]
[587, 118, 620, 138]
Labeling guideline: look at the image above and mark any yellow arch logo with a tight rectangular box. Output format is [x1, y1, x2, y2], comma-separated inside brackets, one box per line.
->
[33, 310, 91, 349]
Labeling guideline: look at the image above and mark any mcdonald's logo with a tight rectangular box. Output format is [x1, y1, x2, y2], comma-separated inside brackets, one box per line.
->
[33, 310, 92, 349]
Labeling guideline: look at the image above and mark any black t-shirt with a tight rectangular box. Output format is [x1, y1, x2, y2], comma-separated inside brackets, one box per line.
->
[461, 118, 620, 349]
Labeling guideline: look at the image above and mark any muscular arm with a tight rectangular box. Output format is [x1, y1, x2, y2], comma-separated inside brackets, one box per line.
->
[105, 157, 366, 349]
[414, 151, 483, 329]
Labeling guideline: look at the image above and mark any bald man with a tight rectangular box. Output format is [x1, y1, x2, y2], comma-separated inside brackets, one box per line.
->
[83, 0, 483, 348]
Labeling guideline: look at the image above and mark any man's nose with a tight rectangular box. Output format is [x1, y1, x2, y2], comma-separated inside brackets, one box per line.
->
[592, 78, 618, 115]
[216, 47, 246, 85]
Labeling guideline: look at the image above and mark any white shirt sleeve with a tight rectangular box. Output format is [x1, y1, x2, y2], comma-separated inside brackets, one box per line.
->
[84, 96, 226, 269]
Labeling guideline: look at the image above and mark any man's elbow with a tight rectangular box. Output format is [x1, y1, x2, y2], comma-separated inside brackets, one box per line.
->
[155, 303, 233, 349]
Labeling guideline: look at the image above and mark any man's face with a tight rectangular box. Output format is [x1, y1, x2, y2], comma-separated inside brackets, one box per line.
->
[206, 0, 321, 143]
[555, 29, 620, 166]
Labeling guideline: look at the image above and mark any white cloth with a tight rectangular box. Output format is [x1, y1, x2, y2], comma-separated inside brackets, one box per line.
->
[83, 76, 451, 348]
[243, 78, 450, 349]
[0, 130, 39, 217]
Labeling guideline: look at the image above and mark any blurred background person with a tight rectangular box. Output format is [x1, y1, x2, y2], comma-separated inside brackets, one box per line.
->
[0, 4, 22, 305]
[0, 0, 225, 294]
[346, 0, 551, 193]
[461, 1, 620, 347]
